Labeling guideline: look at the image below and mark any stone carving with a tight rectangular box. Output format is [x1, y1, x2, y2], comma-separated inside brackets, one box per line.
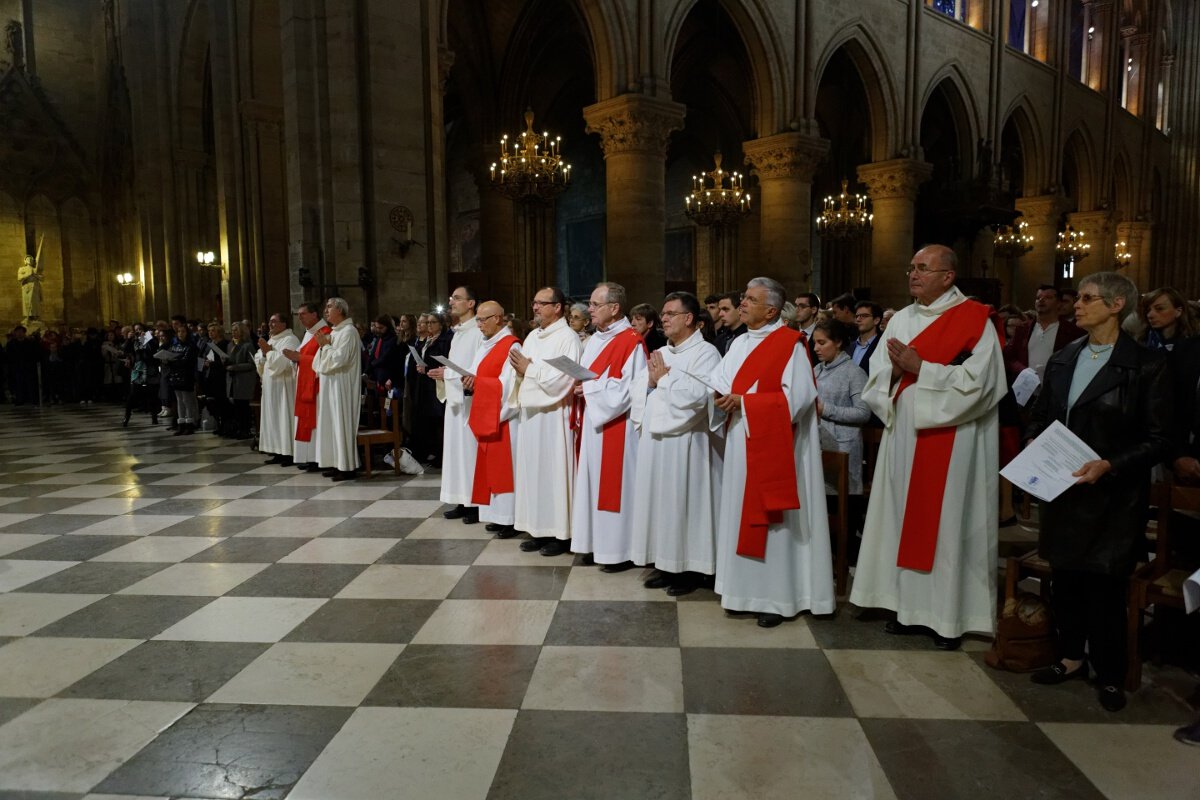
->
[1068, 209, 1115, 241]
[1015, 194, 1072, 227]
[743, 133, 829, 181]
[856, 159, 933, 201]
[4, 20, 22, 70]
[18, 234, 43, 321]
[583, 95, 685, 159]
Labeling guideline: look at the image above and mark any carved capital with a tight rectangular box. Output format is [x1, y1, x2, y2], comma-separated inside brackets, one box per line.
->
[856, 158, 933, 202]
[583, 95, 685, 159]
[742, 132, 829, 181]
[1115, 219, 1152, 249]
[1015, 194, 1072, 227]
[1068, 209, 1115, 240]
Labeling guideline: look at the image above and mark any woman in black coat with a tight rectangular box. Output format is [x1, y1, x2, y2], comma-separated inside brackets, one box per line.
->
[1026, 271, 1173, 712]
[412, 312, 453, 467]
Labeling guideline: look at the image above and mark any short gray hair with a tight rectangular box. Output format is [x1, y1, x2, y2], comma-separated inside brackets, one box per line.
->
[746, 277, 786, 310]
[326, 296, 351, 318]
[597, 282, 627, 313]
[1079, 271, 1139, 323]
[570, 302, 588, 317]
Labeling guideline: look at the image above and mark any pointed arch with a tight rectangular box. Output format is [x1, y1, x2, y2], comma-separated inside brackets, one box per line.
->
[177, 0, 211, 154]
[1111, 148, 1134, 219]
[920, 66, 981, 178]
[575, 0, 634, 100]
[1062, 126, 1098, 210]
[999, 96, 1044, 195]
[811, 23, 900, 161]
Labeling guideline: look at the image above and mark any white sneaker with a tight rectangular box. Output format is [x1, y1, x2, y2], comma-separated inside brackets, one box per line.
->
[398, 448, 424, 475]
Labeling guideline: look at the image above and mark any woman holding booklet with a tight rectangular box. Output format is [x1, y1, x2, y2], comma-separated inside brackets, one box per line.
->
[1025, 271, 1173, 712]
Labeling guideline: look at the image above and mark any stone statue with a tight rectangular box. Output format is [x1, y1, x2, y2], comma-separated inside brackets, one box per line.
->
[18, 234, 43, 321]
[4, 20, 22, 70]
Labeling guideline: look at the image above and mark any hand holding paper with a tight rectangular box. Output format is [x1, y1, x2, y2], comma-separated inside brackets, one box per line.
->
[1000, 420, 1101, 502]
[432, 354, 475, 379]
[545, 355, 598, 382]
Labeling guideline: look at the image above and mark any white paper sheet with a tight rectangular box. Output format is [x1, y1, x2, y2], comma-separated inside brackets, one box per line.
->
[1000, 419, 1101, 502]
[207, 342, 229, 361]
[681, 370, 722, 394]
[431, 354, 475, 378]
[408, 344, 427, 369]
[1185, 568, 1200, 614]
[1012, 367, 1040, 407]
[152, 350, 177, 362]
[545, 355, 599, 382]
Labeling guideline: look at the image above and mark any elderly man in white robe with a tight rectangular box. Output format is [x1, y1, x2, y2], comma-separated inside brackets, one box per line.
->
[570, 282, 647, 571]
[313, 297, 363, 481]
[282, 302, 329, 472]
[254, 312, 300, 466]
[712, 277, 835, 628]
[435, 286, 485, 524]
[461, 302, 522, 536]
[512, 287, 583, 557]
[850, 245, 1006, 650]
[630, 291, 723, 595]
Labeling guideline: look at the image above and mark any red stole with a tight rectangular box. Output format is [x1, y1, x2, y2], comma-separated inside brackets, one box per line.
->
[573, 328, 646, 513]
[731, 326, 804, 559]
[469, 335, 519, 505]
[294, 325, 332, 442]
[893, 299, 992, 571]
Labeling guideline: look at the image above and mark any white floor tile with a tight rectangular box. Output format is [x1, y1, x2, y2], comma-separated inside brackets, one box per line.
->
[153, 596, 326, 642]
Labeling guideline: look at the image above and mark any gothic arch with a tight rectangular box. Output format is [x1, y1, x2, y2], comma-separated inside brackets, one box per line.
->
[177, 0, 211, 153]
[919, 66, 980, 178]
[1061, 126, 1098, 210]
[662, 0, 786, 135]
[1111, 149, 1134, 218]
[811, 24, 899, 161]
[999, 97, 1044, 195]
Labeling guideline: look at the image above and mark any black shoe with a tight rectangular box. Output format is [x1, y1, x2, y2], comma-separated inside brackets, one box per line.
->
[724, 609, 756, 618]
[443, 505, 467, 520]
[173, 426, 186, 436]
[331, 470, 358, 481]
[1031, 660, 1088, 685]
[278, 458, 294, 467]
[461, 508, 480, 525]
[494, 526, 518, 539]
[884, 620, 923, 636]
[265, 455, 283, 465]
[643, 570, 671, 589]
[485, 523, 504, 532]
[757, 613, 784, 628]
[304, 463, 322, 472]
[933, 635, 962, 651]
[666, 573, 702, 597]
[1098, 685, 1127, 712]
[1174, 720, 1200, 746]
[539, 540, 570, 557]
[520, 537, 551, 552]
[321, 468, 339, 478]
[599, 560, 635, 573]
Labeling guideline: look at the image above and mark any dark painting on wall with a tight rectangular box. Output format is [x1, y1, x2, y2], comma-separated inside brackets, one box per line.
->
[456, 212, 481, 273]
[665, 228, 694, 283]
[564, 215, 605, 297]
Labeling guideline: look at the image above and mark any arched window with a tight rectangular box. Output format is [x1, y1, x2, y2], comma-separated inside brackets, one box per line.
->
[927, 0, 988, 31]
[1008, 0, 1049, 62]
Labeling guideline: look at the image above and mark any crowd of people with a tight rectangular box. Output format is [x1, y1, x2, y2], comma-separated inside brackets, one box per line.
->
[4, 246, 1199, 741]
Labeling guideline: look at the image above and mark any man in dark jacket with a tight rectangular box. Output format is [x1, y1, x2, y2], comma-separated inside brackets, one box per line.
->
[1005, 285, 1084, 382]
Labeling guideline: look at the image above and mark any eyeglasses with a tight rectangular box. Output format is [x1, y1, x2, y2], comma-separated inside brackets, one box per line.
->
[1076, 293, 1105, 305]
[906, 265, 951, 276]
[476, 313, 503, 322]
[531, 300, 559, 308]
[587, 301, 615, 309]
[449, 295, 467, 302]
[660, 310, 691, 320]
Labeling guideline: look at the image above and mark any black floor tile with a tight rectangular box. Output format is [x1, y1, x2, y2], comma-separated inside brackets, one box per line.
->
[544, 601, 679, 647]
[0, 697, 41, 727]
[363, 644, 541, 709]
[30, 594, 214, 639]
[3, 535, 140, 561]
[0, 515, 103, 536]
[320, 517, 422, 538]
[152, 516, 263, 537]
[127, 499, 228, 516]
[447, 566, 570, 600]
[282, 598, 441, 644]
[225, 563, 368, 597]
[278, 500, 373, 517]
[57, 640, 271, 702]
[12, 562, 169, 594]
[184, 537, 311, 563]
[2, 497, 94, 514]
[681, 648, 854, 717]
[374, 538, 487, 564]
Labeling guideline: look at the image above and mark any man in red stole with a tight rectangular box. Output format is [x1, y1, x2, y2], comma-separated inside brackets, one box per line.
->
[462, 302, 522, 537]
[282, 302, 332, 472]
[711, 277, 834, 628]
[850, 245, 1007, 650]
[570, 282, 648, 569]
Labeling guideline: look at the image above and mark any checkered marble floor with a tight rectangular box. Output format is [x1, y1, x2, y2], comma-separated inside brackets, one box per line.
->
[0, 405, 1195, 800]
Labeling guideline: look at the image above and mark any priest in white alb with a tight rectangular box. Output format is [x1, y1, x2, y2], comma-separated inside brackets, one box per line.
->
[850, 245, 1006, 649]
[511, 287, 583, 557]
[630, 291, 723, 596]
[435, 286, 484, 524]
[570, 282, 647, 571]
[462, 301, 521, 536]
[312, 297, 363, 481]
[712, 277, 835, 628]
[282, 302, 330, 473]
[254, 311, 300, 466]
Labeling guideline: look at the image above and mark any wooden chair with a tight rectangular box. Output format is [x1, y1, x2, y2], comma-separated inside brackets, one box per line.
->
[356, 394, 403, 478]
[1126, 480, 1196, 691]
[861, 427, 883, 496]
[822, 450, 851, 597]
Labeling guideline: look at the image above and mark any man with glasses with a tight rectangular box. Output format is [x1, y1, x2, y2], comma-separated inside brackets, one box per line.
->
[435, 286, 484, 523]
[794, 292, 821, 360]
[630, 291, 724, 595]
[850, 244, 1007, 650]
[852, 301, 883, 371]
[570, 282, 648, 571]
[512, 287, 583, 555]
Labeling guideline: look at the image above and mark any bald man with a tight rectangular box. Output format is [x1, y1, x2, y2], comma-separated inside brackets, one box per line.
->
[462, 302, 522, 535]
[851, 244, 1007, 650]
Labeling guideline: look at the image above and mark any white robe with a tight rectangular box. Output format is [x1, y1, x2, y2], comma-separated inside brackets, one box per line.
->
[512, 317, 583, 539]
[254, 330, 300, 456]
[570, 318, 647, 564]
[850, 286, 1006, 637]
[712, 319, 835, 617]
[630, 329, 724, 574]
[293, 326, 321, 465]
[438, 316, 484, 506]
[469, 329, 522, 526]
[313, 318, 363, 472]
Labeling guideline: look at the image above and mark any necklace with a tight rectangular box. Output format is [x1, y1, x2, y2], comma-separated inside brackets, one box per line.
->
[1086, 343, 1114, 359]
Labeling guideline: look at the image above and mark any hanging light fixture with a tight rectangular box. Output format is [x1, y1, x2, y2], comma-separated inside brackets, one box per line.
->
[115, 271, 139, 287]
[816, 179, 873, 240]
[993, 219, 1034, 259]
[684, 152, 752, 228]
[1113, 240, 1132, 268]
[1056, 224, 1090, 278]
[489, 108, 571, 203]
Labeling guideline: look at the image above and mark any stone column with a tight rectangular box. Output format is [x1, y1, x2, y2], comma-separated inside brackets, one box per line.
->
[473, 170, 517, 308]
[1013, 195, 1071, 300]
[742, 132, 828, 293]
[1066, 209, 1115, 282]
[857, 159, 932, 309]
[1115, 219, 1152, 290]
[1083, 0, 1115, 92]
[583, 94, 685, 303]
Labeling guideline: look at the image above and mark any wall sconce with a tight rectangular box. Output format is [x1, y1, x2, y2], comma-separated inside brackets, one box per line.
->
[196, 250, 221, 268]
[389, 205, 421, 259]
[1113, 241, 1133, 269]
[115, 271, 140, 287]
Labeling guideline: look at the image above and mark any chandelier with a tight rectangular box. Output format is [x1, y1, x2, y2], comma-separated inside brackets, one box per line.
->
[1113, 240, 1132, 268]
[993, 220, 1034, 259]
[816, 179, 873, 240]
[1056, 224, 1090, 278]
[489, 108, 571, 203]
[685, 153, 751, 227]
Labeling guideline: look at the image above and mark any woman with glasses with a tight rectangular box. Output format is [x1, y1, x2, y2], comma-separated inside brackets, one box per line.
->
[567, 302, 591, 344]
[1026, 271, 1173, 712]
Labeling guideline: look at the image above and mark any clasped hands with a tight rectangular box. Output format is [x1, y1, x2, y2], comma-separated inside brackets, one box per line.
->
[647, 351, 670, 387]
[886, 337, 922, 379]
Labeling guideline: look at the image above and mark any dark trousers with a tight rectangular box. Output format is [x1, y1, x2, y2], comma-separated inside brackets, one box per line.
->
[413, 414, 444, 466]
[1050, 569, 1129, 686]
[231, 399, 251, 437]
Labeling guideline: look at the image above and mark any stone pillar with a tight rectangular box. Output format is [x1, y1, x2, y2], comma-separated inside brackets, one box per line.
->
[1122, 32, 1152, 117]
[857, 159, 932, 309]
[1115, 219, 1152, 290]
[1014, 194, 1071, 301]
[1083, 0, 1115, 92]
[473, 171, 516, 308]
[1067, 209, 1115, 282]
[583, 94, 685, 303]
[742, 132, 828, 293]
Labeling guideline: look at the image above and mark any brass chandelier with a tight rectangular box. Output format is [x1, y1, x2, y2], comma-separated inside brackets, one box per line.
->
[816, 179, 872, 240]
[1113, 240, 1132, 268]
[685, 153, 751, 227]
[1056, 224, 1090, 278]
[993, 220, 1034, 259]
[489, 109, 571, 203]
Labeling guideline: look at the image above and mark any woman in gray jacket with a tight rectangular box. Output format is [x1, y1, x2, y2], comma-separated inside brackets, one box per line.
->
[225, 321, 258, 439]
[811, 319, 871, 495]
